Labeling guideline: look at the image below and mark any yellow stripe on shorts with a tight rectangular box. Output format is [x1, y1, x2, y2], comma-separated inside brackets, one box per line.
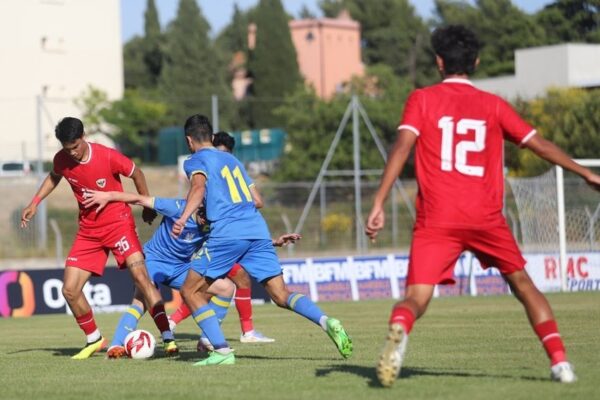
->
[193, 309, 216, 323]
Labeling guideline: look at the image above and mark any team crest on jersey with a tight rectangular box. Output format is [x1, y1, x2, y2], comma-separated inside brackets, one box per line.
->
[183, 232, 196, 242]
[96, 178, 106, 188]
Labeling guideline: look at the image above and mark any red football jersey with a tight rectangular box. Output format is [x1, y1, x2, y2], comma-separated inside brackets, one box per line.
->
[399, 78, 536, 229]
[53, 142, 136, 228]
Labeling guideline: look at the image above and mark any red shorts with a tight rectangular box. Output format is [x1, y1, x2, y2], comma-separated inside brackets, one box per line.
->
[65, 219, 143, 276]
[407, 223, 526, 285]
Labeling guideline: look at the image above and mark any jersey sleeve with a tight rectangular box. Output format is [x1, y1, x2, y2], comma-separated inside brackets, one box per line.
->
[183, 155, 207, 179]
[52, 152, 64, 175]
[397, 90, 424, 137]
[153, 197, 184, 219]
[497, 98, 536, 145]
[109, 148, 136, 177]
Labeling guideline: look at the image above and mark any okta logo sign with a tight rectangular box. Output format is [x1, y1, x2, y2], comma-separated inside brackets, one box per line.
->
[0, 271, 35, 317]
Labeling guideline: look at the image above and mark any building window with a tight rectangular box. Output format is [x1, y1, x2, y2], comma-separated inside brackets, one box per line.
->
[259, 129, 271, 144]
[241, 131, 252, 145]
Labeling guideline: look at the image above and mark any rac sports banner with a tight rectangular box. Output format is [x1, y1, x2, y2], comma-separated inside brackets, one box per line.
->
[1, 252, 598, 317]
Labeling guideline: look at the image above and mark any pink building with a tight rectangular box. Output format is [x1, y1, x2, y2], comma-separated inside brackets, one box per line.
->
[289, 11, 364, 98]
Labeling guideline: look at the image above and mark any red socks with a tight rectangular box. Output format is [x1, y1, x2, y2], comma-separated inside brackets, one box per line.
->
[75, 310, 98, 335]
[534, 320, 567, 365]
[149, 303, 170, 333]
[170, 302, 192, 324]
[389, 305, 416, 334]
[234, 287, 253, 333]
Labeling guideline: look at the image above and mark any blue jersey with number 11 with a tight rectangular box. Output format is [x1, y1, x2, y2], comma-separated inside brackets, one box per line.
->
[183, 147, 271, 240]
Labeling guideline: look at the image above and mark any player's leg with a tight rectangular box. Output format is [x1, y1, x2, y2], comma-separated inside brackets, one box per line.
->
[180, 268, 234, 366]
[125, 253, 177, 356]
[504, 270, 576, 383]
[107, 289, 146, 359]
[62, 265, 107, 359]
[472, 224, 576, 383]
[196, 278, 236, 352]
[227, 263, 274, 343]
[377, 227, 462, 387]
[239, 239, 352, 358]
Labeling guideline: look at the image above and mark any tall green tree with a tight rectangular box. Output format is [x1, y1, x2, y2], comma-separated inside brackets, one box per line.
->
[536, 0, 600, 44]
[123, 37, 149, 89]
[320, 0, 436, 87]
[435, 0, 546, 77]
[159, 0, 231, 125]
[247, 0, 302, 128]
[143, 0, 163, 86]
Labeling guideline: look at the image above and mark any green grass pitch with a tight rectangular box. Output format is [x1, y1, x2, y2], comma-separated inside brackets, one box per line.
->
[1, 293, 598, 400]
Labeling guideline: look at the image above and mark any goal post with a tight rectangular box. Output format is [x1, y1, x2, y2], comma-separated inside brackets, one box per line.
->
[556, 159, 600, 291]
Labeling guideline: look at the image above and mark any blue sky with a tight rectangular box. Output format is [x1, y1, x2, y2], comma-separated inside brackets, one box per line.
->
[120, 0, 554, 42]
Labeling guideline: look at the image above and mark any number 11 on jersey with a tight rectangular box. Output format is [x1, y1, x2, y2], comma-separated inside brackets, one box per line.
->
[221, 165, 252, 203]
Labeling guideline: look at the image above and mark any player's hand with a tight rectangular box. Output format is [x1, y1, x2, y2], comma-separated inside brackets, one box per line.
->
[365, 205, 385, 241]
[171, 218, 185, 238]
[82, 189, 111, 212]
[273, 233, 302, 247]
[584, 172, 600, 191]
[20, 204, 37, 228]
[142, 207, 157, 225]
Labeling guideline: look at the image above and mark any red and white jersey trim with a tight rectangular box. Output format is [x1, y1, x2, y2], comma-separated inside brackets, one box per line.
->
[398, 124, 420, 136]
[519, 129, 537, 146]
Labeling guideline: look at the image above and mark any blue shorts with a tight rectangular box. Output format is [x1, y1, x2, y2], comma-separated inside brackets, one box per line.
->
[145, 256, 190, 291]
[190, 238, 281, 282]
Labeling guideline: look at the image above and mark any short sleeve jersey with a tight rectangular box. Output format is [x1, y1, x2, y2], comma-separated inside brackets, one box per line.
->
[143, 198, 209, 263]
[399, 78, 536, 229]
[183, 148, 271, 240]
[53, 142, 136, 229]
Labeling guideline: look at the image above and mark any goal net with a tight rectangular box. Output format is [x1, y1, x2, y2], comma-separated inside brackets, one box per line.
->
[507, 160, 600, 291]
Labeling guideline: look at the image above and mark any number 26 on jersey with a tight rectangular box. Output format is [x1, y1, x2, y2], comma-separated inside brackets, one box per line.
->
[438, 116, 486, 177]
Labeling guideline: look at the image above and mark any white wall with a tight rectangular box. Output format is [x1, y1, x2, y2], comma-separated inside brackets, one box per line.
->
[0, 0, 123, 161]
[473, 43, 600, 100]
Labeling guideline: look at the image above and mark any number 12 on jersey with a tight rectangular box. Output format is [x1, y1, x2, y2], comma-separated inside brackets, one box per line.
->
[438, 116, 487, 177]
[221, 165, 252, 203]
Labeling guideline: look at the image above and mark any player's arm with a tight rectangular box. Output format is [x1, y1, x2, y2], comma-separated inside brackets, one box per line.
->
[522, 135, 600, 190]
[366, 129, 417, 240]
[171, 173, 206, 237]
[129, 166, 157, 224]
[20, 171, 62, 228]
[250, 184, 264, 209]
[272, 233, 301, 247]
[82, 190, 153, 212]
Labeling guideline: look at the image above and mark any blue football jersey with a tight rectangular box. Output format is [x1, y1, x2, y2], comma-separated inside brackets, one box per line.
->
[183, 148, 271, 240]
[143, 197, 209, 262]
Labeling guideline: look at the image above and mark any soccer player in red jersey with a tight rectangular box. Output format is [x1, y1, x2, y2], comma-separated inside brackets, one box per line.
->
[20, 117, 177, 359]
[366, 25, 600, 386]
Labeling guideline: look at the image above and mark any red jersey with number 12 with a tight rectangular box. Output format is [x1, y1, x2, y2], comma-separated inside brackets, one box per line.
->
[53, 142, 136, 229]
[399, 78, 536, 229]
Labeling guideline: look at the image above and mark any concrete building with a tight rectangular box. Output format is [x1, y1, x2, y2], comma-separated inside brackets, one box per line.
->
[473, 43, 600, 100]
[0, 0, 123, 162]
[289, 11, 364, 99]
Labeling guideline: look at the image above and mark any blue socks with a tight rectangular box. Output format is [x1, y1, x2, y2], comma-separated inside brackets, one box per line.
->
[192, 305, 228, 349]
[287, 293, 324, 326]
[111, 304, 144, 347]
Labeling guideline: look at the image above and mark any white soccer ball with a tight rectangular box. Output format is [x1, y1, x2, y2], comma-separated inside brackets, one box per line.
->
[124, 329, 156, 359]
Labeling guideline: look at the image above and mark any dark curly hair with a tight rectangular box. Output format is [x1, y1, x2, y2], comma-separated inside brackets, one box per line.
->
[431, 25, 481, 76]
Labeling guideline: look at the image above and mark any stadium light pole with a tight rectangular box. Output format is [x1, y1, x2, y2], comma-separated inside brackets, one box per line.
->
[35, 95, 48, 251]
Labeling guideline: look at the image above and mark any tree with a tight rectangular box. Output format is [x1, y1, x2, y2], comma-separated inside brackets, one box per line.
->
[74, 86, 111, 135]
[435, 0, 546, 77]
[512, 88, 600, 176]
[143, 0, 163, 86]
[536, 0, 600, 44]
[123, 37, 150, 89]
[247, 0, 302, 128]
[158, 0, 231, 125]
[319, 0, 436, 87]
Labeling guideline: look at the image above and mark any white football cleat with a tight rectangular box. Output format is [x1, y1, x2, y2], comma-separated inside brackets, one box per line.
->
[376, 323, 408, 388]
[240, 330, 275, 343]
[551, 361, 577, 383]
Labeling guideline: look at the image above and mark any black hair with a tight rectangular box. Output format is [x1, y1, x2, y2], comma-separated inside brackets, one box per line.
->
[212, 131, 235, 152]
[55, 117, 84, 143]
[184, 114, 213, 143]
[431, 25, 481, 76]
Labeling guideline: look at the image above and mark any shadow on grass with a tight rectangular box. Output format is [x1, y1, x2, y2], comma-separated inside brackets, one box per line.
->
[315, 364, 547, 387]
